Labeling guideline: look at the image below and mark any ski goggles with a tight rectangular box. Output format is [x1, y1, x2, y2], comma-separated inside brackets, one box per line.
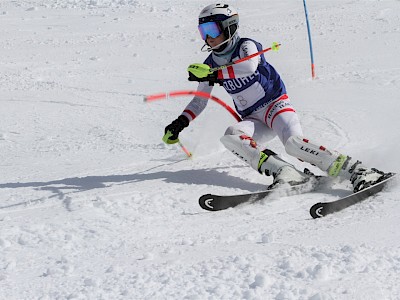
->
[198, 21, 223, 40]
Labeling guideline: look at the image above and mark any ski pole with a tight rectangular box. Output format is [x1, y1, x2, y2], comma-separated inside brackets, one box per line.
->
[210, 42, 281, 72]
[177, 140, 192, 158]
[162, 130, 193, 158]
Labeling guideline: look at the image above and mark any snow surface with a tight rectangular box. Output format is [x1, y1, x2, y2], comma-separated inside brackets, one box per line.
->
[1, 0, 400, 299]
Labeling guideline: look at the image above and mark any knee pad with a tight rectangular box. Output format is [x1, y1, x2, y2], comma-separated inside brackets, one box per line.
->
[224, 126, 246, 136]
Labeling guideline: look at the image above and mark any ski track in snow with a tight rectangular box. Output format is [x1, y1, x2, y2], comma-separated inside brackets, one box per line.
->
[1, 0, 400, 299]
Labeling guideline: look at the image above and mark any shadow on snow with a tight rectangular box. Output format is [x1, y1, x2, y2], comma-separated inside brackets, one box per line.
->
[0, 162, 267, 209]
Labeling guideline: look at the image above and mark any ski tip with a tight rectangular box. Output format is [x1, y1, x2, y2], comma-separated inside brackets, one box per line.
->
[310, 202, 325, 219]
[199, 194, 217, 211]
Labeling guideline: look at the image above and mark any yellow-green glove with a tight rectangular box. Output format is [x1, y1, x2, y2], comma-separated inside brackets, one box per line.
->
[188, 63, 212, 78]
[163, 115, 190, 144]
[188, 63, 221, 85]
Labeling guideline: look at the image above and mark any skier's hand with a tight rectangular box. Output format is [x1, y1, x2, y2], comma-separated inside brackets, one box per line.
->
[188, 63, 221, 85]
[163, 115, 189, 144]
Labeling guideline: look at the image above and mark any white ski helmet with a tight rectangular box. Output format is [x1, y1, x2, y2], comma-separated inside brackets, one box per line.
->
[198, 4, 239, 42]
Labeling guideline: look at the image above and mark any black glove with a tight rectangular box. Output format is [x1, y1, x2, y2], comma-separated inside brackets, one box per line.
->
[188, 71, 222, 86]
[163, 115, 190, 144]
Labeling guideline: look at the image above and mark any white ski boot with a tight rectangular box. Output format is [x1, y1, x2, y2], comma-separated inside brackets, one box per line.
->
[344, 164, 387, 192]
[284, 136, 388, 193]
[220, 134, 312, 189]
[324, 154, 388, 192]
[257, 150, 312, 190]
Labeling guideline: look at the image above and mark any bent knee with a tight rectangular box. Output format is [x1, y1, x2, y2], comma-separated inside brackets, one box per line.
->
[223, 125, 247, 136]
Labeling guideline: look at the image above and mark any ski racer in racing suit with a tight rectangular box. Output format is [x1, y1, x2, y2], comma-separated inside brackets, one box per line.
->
[163, 4, 388, 192]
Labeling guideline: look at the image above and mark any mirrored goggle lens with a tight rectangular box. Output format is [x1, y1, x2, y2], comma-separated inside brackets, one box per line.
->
[198, 22, 222, 40]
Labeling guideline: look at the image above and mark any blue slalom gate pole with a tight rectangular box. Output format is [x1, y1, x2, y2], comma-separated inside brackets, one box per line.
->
[303, 0, 316, 79]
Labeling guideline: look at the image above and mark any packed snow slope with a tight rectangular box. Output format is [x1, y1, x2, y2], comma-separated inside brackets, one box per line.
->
[1, 0, 400, 299]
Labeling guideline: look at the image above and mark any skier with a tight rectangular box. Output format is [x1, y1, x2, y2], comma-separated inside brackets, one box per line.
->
[163, 3, 388, 192]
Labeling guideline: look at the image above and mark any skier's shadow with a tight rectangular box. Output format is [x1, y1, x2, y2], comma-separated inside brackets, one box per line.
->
[0, 165, 266, 209]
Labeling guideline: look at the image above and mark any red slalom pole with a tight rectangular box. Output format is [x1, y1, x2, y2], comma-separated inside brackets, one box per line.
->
[144, 90, 242, 122]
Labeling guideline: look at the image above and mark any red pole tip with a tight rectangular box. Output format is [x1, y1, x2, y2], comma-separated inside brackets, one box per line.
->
[311, 63, 316, 79]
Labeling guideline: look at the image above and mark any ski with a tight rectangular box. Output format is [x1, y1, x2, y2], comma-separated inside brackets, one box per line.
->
[199, 176, 321, 211]
[310, 173, 396, 218]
